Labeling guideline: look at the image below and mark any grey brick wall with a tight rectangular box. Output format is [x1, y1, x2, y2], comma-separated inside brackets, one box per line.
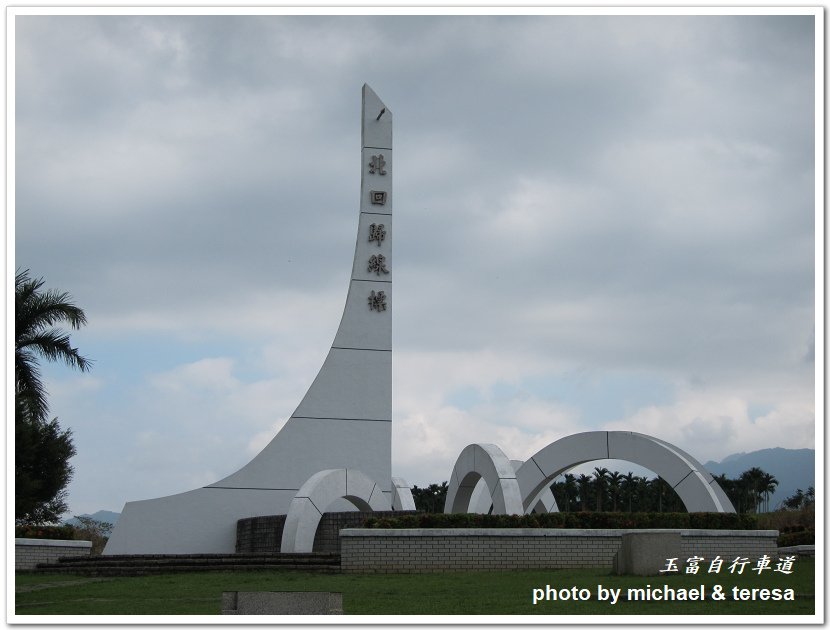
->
[340, 529, 779, 574]
[15, 539, 92, 570]
[237, 511, 416, 553]
[236, 515, 287, 553]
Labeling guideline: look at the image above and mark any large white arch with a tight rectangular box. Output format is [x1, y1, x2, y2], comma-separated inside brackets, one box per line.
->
[514, 431, 734, 513]
[281, 469, 391, 553]
[444, 444, 524, 515]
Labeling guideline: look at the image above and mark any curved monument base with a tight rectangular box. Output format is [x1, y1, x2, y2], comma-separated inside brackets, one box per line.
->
[105, 486, 300, 555]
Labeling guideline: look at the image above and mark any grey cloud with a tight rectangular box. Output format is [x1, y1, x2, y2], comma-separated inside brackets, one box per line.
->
[14, 13, 816, 512]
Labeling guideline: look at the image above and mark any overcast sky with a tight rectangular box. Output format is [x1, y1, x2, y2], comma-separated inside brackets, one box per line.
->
[14, 12, 817, 516]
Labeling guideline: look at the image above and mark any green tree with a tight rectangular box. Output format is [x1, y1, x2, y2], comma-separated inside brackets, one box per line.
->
[16, 269, 91, 423]
[15, 269, 90, 524]
[411, 482, 448, 513]
[576, 474, 592, 512]
[760, 471, 778, 512]
[621, 472, 636, 512]
[739, 467, 766, 513]
[562, 473, 577, 512]
[71, 516, 113, 555]
[592, 467, 609, 511]
[607, 471, 622, 512]
[15, 401, 76, 523]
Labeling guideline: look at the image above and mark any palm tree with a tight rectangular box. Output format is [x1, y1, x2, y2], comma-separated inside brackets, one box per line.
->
[562, 473, 577, 512]
[593, 467, 609, 511]
[576, 474, 592, 512]
[760, 472, 778, 513]
[739, 467, 766, 513]
[15, 269, 91, 424]
[650, 477, 667, 512]
[635, 475, 650, 511]
[621, 472, 636, 512]
[608, 471, 622, 512]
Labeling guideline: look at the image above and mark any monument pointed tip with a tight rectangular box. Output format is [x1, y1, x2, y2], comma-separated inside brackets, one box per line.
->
[361, 83, 392, 148]
[362, 84, 389, 111]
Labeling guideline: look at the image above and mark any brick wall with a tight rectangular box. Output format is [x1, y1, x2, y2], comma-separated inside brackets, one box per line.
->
[237, 511, 417, 553]
[15, 539, 92, 570]
[236, 515, 287, 553]
[340, 529, 779, 574]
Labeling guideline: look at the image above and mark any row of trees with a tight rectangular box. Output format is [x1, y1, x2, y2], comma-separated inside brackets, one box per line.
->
[549, 466, 780, 514]
[781, 486, 815, 511]
[412, 465, 792, 515]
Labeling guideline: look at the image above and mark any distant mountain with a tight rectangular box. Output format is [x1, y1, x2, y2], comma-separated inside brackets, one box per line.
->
[704, 448, 815, 510]
[64, 510, 120, 527]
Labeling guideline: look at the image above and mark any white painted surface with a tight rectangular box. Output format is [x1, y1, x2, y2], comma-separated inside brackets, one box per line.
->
[514, 431, 734, 514]
[105, 84, 394, 554]
[281, 468, 391, 553]
[391, 477, 416, 511]
[444, 443, 524, 515]
[105, 487, 299, 554]
[469, 459, 559, 514]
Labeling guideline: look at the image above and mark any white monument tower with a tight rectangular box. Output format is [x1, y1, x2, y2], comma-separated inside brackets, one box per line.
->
[105, 85, 404, 554]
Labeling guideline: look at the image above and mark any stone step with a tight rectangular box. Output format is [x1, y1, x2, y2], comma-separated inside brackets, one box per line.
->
[56, 552, 339, 563]
[54, 554, 339, 567]
[35, 563, 341, 577]
[36, 552, 341, 576]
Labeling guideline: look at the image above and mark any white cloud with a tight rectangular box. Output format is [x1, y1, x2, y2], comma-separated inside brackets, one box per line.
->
[604, 387, 814, 464]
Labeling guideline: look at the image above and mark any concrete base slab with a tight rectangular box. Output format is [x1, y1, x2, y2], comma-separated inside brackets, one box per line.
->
[613, 531, 682, 576]
[221, 591, 343, 615]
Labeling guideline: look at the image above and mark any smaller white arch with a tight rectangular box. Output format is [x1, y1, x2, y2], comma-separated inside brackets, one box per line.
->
[469, 460, 559, 514]
[391, 477, 416, 511]
[281, 469, 391, 553]
[444, 444, 524, 515]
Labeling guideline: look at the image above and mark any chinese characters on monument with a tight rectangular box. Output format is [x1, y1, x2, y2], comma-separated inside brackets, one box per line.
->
[368, 290, 387, 312]
[369, 223, 386, 246]
[367, 154, 389, 310]
[368, 254, 389, 276]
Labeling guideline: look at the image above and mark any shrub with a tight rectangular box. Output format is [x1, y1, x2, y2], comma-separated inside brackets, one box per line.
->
[15, 524, 76, 540]
[778, 529, 814, 547]
[70, 516, 113, 555]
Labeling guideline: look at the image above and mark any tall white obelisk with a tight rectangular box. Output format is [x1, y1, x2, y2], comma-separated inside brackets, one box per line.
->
[105, 85, 393, 554]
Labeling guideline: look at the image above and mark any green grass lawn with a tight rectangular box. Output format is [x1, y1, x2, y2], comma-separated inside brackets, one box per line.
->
[15, 559, 815, 616]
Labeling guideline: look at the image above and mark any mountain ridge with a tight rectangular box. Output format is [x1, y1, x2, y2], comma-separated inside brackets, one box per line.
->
[704, 447, 815, 510]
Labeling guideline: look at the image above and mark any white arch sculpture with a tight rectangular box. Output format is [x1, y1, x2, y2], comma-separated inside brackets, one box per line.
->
[391, 477, 416, 511]
[281, 468, 391, 553]
[445, 431, 734, 515]
[514, 431, 734, 513]
[468, 460, 559, 514]
[444, 444, 524, 515]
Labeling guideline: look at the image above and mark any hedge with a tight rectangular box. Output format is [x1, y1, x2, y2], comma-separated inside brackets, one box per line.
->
[778, 528, 814, 547]
[363, 512, 759, 530]
[15, 524, 77, 540]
